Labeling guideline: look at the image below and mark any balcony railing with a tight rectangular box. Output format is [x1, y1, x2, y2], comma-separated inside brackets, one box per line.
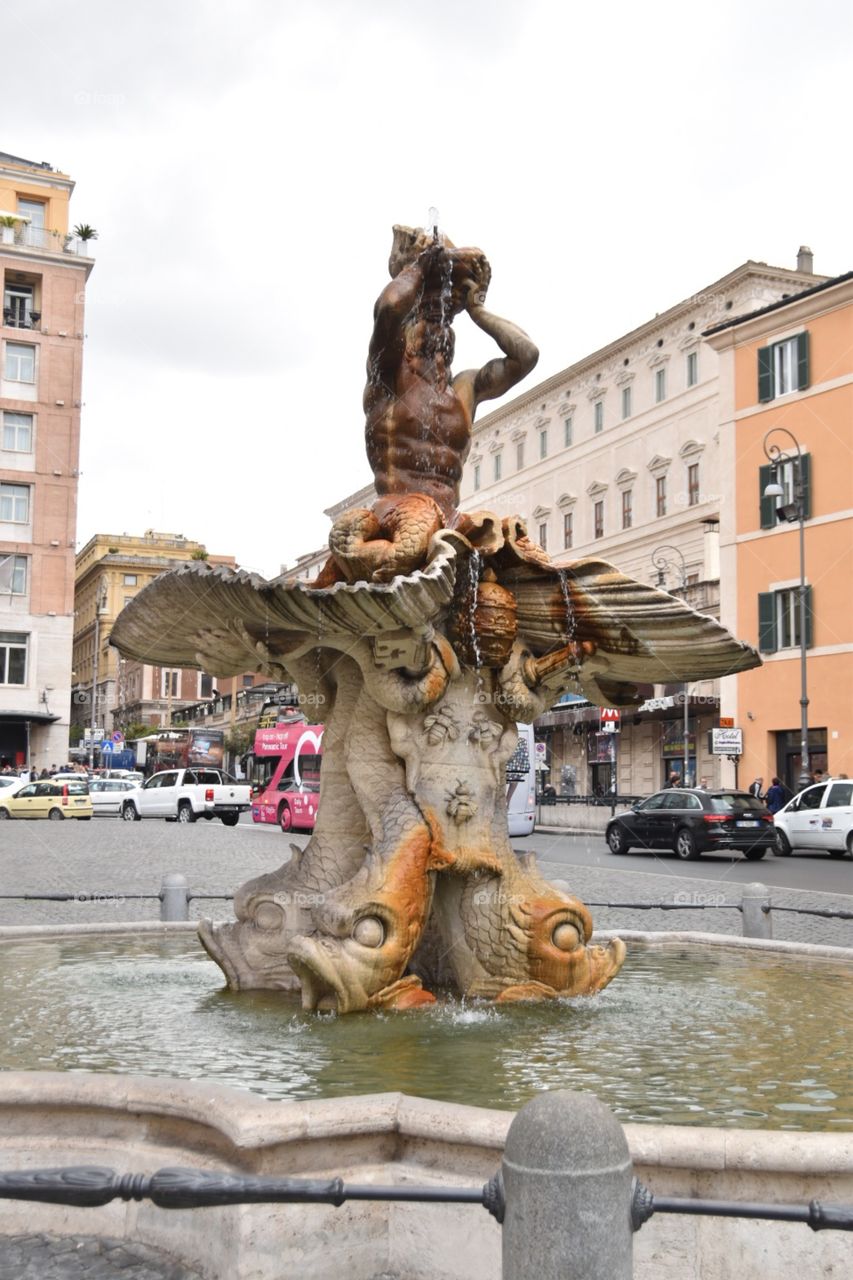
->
[668, 578, 720, 613]
[0, 224, 93, 257]
[2, 308, 41, 329]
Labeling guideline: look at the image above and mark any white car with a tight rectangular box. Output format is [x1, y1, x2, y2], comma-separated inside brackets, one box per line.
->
[0, 776, 26, 799]
[88, 777, 138, 815]
[773, 778, 853, 859]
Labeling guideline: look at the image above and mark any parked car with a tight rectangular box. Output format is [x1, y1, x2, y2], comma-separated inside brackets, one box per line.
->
[89, 777, 138, 815]
[773, 778, 853, 858]
[119, 768, 251, 825]
[102, 769, 144, 785]
[0, 779, 93, 821]
[0, 776, 26, 799]
[605, 788, 775, 860]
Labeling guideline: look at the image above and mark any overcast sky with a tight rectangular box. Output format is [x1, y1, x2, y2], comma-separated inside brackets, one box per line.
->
[5, 0, 852, 577]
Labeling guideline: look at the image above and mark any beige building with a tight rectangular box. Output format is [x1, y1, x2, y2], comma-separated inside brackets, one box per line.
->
[73, 530, 234, 737]
[1, 151, 94, 770]
[458, 252, 821, 794]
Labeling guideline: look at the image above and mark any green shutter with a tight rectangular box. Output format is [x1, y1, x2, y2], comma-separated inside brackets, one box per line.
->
[758, 346, 773, 402]
[759, 463, 776, 528]
[758, 592, 777, 653]
[804, 584, 814, 649]
[797, 331, 810, 390]
[800, 452, 811, 520]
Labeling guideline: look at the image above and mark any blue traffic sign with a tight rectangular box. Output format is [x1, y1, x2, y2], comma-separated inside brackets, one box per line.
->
[100, 741, 114, 754]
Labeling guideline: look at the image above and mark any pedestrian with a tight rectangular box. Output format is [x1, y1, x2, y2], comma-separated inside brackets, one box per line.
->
[39, 768, 49, 779]
[29, 768, 38, 782]
[665, 771, 681, 788]
[765, 777, 787, 814]
[811, 768, 825, 785]
[748, 777, 763, 799]
[697, 776, 708, 789]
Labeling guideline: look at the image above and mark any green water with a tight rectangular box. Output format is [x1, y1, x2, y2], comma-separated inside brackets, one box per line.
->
[1, 936, 851, 1130]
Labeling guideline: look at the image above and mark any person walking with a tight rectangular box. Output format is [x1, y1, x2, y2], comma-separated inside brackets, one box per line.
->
[748, 777, 764, 800]
[765, 777, 788, 814]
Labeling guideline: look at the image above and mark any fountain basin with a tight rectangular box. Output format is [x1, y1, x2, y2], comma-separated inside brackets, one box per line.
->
[1, 924, 852, 1131]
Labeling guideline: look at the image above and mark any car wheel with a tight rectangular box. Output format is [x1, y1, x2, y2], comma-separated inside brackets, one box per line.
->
[279, 803, 293, 833]
[675, 828, 699, 860]
[0, 808, 9, 820]
[121, 803, 140, 822]
[48, 808, 64, 821]
[606, 825, 629, 855]
[177, 803, 196, 824]
[774, 829, 792, 857]
[743, 847, 766, 861]
[221, 813, 240, 827]
[847, 832, 853, 858]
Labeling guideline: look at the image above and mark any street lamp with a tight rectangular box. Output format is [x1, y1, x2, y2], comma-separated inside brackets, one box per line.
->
[763, 427, 811, 790]
[89, 579, 109, 769]
[651, 544, 691, 788]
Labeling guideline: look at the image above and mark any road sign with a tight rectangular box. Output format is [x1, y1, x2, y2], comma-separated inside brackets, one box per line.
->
[600, 708, 620, 733]
[112, 731, 124, 743]
[100, 740, 114, 754]
[710, 727, 743, 755]
[719, 716, 735, 729]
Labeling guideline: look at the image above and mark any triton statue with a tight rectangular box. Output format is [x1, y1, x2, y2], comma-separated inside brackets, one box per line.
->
[111, 224, 760, 1013]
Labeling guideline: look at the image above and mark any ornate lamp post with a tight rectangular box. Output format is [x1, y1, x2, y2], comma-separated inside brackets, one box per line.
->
[763, 427, 810, 789]
[89, 579, 108, 769]
[651, 544, 691, 788]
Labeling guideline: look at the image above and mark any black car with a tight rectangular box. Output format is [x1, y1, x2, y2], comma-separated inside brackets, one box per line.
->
[605, 789, 776, 860]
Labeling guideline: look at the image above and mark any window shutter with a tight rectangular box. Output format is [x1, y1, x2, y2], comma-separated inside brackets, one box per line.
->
[758, 346, 773, 402]
[803, 584, 814, 649]
[797, 331, 810, 391]
[759, 464, 776, 528]
[758, 592, 777, 653]
[800, 451, 812, 520]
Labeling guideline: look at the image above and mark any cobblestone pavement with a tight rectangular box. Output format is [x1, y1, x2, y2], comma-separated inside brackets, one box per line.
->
[0, 817, 850, 948]
[0, 1234, 201, 1279]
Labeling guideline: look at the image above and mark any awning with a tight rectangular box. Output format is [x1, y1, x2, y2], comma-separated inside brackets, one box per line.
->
[535, 693, 718, 730]
[0, 710, 60, 724]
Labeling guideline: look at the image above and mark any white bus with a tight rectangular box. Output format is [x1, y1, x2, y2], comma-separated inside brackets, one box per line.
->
[506, 723, 536, 838]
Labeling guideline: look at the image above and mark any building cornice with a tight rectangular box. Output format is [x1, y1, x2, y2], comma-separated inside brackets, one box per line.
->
[704, 272, 853, 348]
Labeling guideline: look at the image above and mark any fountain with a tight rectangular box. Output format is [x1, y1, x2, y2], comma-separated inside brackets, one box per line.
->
[110, 223, 761, 1014]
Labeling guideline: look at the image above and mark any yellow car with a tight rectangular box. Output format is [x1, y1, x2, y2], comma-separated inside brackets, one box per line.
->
[0, 779, 93, 820]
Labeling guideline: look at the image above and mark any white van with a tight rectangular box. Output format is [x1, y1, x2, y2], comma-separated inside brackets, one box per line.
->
[773, 778, 853, 858]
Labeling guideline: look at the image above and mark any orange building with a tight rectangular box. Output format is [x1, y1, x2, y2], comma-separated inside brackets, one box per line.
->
[707, 267, 853, 790]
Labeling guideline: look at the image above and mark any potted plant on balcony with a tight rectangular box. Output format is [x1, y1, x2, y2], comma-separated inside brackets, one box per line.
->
[0, 215, 18, 245]
[72, 224, 98, 255]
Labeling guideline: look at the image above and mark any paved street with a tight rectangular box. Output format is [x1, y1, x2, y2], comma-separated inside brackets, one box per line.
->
[0, 1235, 200, 1280]
[0, 816, 850, 947]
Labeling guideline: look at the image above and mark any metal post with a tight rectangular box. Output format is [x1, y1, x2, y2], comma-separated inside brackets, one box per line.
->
[89, 609, 100, 771]
[652, 545, 690, 786]
[796, 475, 810, 787]
[501, 1090, 633, 1280]
[160, 873, 189, 922]
[741, 882, 772, 939]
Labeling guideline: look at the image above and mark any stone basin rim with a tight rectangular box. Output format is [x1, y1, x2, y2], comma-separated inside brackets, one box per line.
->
[0, 920, 850, 963]
[0, 1071, 851, 1175]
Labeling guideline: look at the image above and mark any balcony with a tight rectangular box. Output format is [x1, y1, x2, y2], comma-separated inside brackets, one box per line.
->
[2, 308, 41, 330]
[0, 223, 93, 258]
[669, 578, 720, 615]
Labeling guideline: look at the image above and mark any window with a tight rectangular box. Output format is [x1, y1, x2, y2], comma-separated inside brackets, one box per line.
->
[493, 452, 502, 482]
[656, 476, 667, 517]
[0, 555, 28, 594]
[539, 429, 548, 459]
[758, 333, 809, 401]
[593, 401, 604, 433]
[0, 632, 28, 684]
[564, 417, 573, 447]
[827, 782, 853, 808]
[2, 412, 33, 452]
[473, 463, 480, 491]
[161, 670, 179, 697]
[686, 350, 698, 388]
[200, 673, 214, 698]
[594, 500, 604, 539]
[621, 386, 631, 420]
[758, 586, 814, 653]
[759, 455, 811, 528]
[123, 574, 137, 586]
[655, 367, 666, 403]
[4, 342, 35, 383]
[17, 199, 46, 248]
[563, 512, 573, 549]
[621, 489, 633, 529]
[3, 282, 35, 329]
[687, 463, 700, 507]
[0, 483, 30, 523]
[516, 440, 524, 470]
[538, 522, 548, 551]
[243, 674, 255, 687]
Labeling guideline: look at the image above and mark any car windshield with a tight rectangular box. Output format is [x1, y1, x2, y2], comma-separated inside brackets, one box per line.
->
[708, 794, 765, 813]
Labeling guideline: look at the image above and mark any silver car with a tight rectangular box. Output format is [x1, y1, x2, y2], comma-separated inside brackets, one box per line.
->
[88, 777, 138, 815]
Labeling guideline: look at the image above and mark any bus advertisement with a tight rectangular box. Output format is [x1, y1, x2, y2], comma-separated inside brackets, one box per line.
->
[248, 718, 324, 832]
[133, 728, 225, 774]
[247, 716, 535, 838]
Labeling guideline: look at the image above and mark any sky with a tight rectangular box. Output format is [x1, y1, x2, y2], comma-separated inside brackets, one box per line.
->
[4, 0, 853, 578]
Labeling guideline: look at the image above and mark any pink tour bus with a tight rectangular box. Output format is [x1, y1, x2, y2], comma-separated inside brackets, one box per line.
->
[248, 713, 324, 832]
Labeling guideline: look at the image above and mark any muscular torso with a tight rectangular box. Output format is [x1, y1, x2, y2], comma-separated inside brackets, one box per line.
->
[365, 331, 474, 523]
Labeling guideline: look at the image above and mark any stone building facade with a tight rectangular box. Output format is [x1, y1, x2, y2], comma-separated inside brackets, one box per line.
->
[0, 151, 94, 770]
